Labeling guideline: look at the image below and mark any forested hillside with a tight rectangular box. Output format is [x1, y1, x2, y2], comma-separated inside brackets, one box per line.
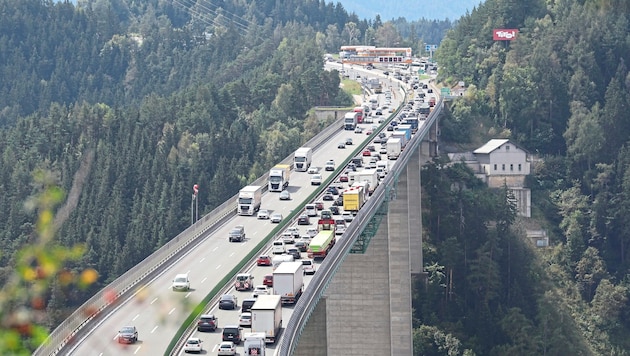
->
[0, 0, 456, 353]
[414, 0, 630, 354]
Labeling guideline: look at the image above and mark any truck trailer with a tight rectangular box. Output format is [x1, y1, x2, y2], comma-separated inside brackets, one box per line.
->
[237, 185, 263, 216]
[268, 164, 291, 192]
[342, 185, 366, 212]
[273, 261, 304, 305]
[294, 147, 313, 172]
[387, 137, 402, 160]
[250, 295, 282, 344]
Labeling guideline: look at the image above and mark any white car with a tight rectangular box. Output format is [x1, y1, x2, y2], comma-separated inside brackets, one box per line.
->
[217, 341, 236, 356]
[342, 212, 354, 223]
[306, 227, 318, 238]
[239, 312, 252, 327]
[286, 226, 300, 238]
[252, 285, 270, 298]
[335, 224, 346, 236]
[270, 213, 283, 223]
[183, 337, 203, 353]
[257, 209, 270, 219]
[308, 166, 319, 174]
[172, 273, 190, 291]
[302, 259, 316, 275]
[310, 174, 323, 185]
[325, 160, 335, 171]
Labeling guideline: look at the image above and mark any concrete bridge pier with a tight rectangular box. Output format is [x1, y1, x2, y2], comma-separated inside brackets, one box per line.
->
[294, 143, 424, 355]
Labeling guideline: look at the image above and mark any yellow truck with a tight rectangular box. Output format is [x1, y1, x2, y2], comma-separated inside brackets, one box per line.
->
[342, 185, 366, 212]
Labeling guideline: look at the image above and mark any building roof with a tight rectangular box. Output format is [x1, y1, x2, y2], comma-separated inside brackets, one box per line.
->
[473, 139, 510, 154]
[448, 151, 477, 162]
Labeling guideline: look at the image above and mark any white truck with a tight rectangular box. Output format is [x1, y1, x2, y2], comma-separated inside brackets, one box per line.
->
[294, 147, 313, 172]
[387, 137, 402, 160]
[273, 261, 304, 305]
[350, 168, 379, 194]
[376, 161, 388, 179]
[250, 295, 282, 344]
[243, 332, 266, 355]
[268, 164, 291, 192]
[238, 185, 263, 216]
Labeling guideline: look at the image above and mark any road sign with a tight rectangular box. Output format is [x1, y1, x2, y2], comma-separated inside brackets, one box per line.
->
[425, 44, 431, 52]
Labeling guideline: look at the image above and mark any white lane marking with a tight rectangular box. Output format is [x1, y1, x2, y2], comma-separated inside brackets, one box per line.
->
[150, 298, 157, 305]
[199, 257, 205, 263]
[185, 292, 191, 298]
[112, 334, 117, 341]
[216, 265, 221, 270]
[168, 308, 175, 315]
[151, 325, 158, 333]
[212, 246, 218, 251]
[134, 346, 141, 354]
[229, 252, 235, 257]
[201, 277, 207, 283]
[132, 314, 139, 321]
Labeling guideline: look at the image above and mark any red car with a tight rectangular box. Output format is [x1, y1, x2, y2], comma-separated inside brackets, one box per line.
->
[263, 274, 273, 287]
[339, 174, 349, 182]
[365, 130, 373, 135]
[362, 150, 371, 156]
[257, 255, 272, 266]
[315, 201, 324, 210]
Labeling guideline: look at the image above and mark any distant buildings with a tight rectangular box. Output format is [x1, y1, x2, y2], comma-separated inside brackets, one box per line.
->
[449, 139, 532, 217]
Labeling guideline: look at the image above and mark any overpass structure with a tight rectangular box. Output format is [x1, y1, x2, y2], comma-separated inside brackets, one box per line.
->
[35, 68, 442, 355]
[283, 98, 441, 355]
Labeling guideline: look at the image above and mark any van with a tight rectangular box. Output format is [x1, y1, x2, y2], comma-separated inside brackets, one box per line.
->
[305, 204, 318, 217]
[172, 273, 190, 291]
[222, 325, 243, 345]
[272, 240, 285, 254]
[272, 254, 294, 269]
[241, 298, 258, 313]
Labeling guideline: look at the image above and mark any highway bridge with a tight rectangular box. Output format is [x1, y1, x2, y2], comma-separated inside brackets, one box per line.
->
[35, 66, 443, 356]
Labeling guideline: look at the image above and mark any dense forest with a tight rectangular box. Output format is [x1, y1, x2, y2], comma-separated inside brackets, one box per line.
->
[3, 0, 628, 354]
[413, 0, 630, 354]
[0, 0, 452, 353]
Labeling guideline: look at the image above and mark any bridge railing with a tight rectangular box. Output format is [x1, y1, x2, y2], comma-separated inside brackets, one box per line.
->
[35, 111, 346, 356]
[279, 97, 443, 355]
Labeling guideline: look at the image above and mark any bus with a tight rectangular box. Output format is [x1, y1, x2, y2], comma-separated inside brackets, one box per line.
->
[307, 230, 336, 259]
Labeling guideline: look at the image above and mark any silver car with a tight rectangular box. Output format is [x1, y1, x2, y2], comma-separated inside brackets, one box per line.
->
[279, 190, 291, 200]
[270, 213, 283, 223]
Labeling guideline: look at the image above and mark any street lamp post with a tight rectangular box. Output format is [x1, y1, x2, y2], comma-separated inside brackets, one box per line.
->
[191, 184, 199, 225]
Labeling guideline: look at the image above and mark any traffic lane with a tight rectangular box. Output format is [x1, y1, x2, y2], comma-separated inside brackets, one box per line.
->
[174, 90, 405, 354]
[71, 125, 368, 355]
[181, 244, 320, 355]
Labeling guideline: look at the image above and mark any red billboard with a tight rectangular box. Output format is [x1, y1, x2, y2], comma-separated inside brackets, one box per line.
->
[493, 29, 519, 41]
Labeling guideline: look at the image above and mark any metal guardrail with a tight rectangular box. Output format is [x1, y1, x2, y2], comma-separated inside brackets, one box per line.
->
[279, 96, 444, 355]
[36, 111, 347, 355]
[168, 85, 408, 355]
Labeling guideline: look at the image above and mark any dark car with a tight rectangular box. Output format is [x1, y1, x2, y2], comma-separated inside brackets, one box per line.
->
[222, 325, 243, 345]
[219, 294, 238, 310]
[263, 274, 273, 287]
[297, 214, 310, 225]
[333, 196, 344, 206]
[329, 206, 340, 215]
[322, 193, 334, 201]
[350, 157, 363, 167]
[286, 247, 301, 260]
[295, 240, 309, 252]
[387, 125, 394, 131]
[241, 298, 257, 313]
[197, 314, 218, 332]
[327, 186, 339, 195]
[117, 326, 138, 344]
